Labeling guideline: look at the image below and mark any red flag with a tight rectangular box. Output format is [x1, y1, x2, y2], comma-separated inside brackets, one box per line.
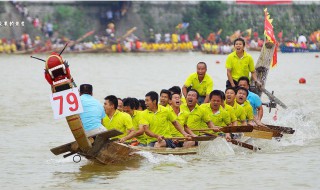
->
[264, 8, 277, 68]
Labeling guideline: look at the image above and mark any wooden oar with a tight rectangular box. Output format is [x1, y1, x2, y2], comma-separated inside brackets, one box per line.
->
[168, 135, 217, 141]
[202, 132, 260, 151]
[253, 125, 283, 138]
[264, 124, 295, 134]
[192, 125, 253, 133]
[230, 139, 261, 152]
[117, 27, 137, 42]
[243, 130, 273, 140]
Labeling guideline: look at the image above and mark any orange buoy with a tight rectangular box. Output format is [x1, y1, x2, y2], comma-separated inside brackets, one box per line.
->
[315, 54, 319, 58]
[216, 60, 220, 64]
[299, 78, 306, 84]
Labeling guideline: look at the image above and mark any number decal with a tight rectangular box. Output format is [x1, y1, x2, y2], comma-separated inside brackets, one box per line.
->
[66, 92, 79, 112]
[50, 88, 83, 119]
[53, 95, 63, 115]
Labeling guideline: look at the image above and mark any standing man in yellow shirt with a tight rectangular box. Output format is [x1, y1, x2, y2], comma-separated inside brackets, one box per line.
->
[182, 62, 214, 104]
[102, 95, 136, 143]
[225, 38, 261, 88]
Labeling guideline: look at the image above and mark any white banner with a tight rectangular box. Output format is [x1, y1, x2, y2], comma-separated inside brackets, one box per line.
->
[50, 87, 83, 119]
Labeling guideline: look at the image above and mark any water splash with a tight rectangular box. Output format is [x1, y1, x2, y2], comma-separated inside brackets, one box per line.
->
[198, 138, 235, 157]
[135, 151, 187, 164]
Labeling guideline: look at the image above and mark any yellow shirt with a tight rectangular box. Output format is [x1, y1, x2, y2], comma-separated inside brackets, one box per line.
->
[102, 110, 133, 139]
[181, 104, 210, 135]
[172, 33, 179, 43]
[200, 103, 231, 127]
[184, 72, 214, 96]
[240, 100, 254, 121]
[131, 110, 147, 145]
[224, 104, 237, 123]
[168, 106, 189, 137]
[141, 105, 177, 143]
[225, 51, 255, 81]
[229, 101, 247, 125]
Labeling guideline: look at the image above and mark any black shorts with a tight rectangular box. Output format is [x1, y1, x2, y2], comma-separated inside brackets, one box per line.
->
[148, 139, 177, 148]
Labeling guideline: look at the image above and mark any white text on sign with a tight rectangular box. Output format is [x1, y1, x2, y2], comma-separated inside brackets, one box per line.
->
[50, 88, 83, 119]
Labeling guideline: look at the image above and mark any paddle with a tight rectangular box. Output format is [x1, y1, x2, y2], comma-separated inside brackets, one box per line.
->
[192, 125, 253, 133]
[253, 125, 283, 138]
[201, 132, 260, 151]
[243, 130, 273, 140]
[230, 139, 261, 151]
[264, 124, 295, 134]
[167, 135, 217, 141]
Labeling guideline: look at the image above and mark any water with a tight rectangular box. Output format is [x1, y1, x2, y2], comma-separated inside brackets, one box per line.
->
[1, 51, 320, 190]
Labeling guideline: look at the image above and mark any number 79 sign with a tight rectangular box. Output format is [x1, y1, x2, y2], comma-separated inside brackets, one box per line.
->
[50, 88, 83, 119]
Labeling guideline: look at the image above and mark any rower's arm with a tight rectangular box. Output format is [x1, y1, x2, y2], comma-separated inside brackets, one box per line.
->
[172, 120, 189, 137]
[182, 85, 188, 98]
[206, 121, 220, 132]
[119, 129, 136, 143]
[241, 120, 247, 126]
[227, 69, 235, 87]
[135, 124, 146, 136]
[144, 125, 161, 139]
[184, 125, 197, 137]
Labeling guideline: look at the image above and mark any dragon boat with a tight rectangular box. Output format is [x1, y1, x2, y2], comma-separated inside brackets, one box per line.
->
[31, 39, 294, 165]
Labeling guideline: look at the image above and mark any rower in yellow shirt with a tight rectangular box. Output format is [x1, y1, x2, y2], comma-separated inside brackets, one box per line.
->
[200, 90, 231, 141]
[123, 98, 148, 146]
[141, 91, 190, 148]
[159, 89, 171, 108]
[225, 87, 247, 125]
[181, 89, 219, 147]
[168, 92, 195, 147]
[235, 87, 255, 125]
[102, 95, 136, 143]
[182, 62, 214, 104]
[168, 86, 186, 106]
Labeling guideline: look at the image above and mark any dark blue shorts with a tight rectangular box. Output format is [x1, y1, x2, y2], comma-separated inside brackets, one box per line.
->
[148, 139, 177, 148]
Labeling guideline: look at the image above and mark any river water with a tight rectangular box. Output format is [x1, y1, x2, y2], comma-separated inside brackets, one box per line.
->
[1, 51, 320, 190]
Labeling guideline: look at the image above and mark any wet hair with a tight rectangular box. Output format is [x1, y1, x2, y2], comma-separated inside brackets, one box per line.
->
[238, 76, 250, 85]
[145, 91, 158, 105]
[139, 99, 147, 110]
[236, 87, 249, 97]
[123, 97, 135, 110]
[225, 87, 236, 94]
[209, 90, 223, 100]
[168, 86, 181, 95]
[104, 95, 118, 109]
[160, 89, 172, 100]
[233, 37, 245, 46]
[197, 61, 207, 69]
[79, 84, 92, 95]
[187, 89, 199, 99]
